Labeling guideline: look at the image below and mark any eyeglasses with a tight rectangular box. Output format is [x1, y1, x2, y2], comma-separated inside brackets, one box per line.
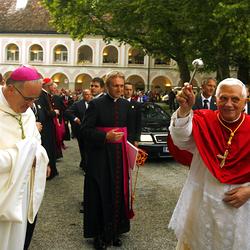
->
[13, 85, 39, 102]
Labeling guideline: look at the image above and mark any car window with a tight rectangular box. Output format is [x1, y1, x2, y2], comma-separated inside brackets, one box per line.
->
[141, 103, 169, 121]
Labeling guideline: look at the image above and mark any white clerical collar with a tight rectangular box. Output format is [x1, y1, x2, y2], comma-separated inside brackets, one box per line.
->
[42, 88, 49, 94]
[221, 114, 242, 123]
[107, 93, 119, 102]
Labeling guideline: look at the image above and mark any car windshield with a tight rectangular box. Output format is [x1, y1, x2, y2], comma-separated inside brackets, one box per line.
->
[141, 103, 169, 122]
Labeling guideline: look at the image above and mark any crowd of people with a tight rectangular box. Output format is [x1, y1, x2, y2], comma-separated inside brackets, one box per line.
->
[1, 65, 250, 250]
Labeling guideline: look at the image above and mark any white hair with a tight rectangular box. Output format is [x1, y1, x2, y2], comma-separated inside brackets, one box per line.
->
[215, 78, 247, 98]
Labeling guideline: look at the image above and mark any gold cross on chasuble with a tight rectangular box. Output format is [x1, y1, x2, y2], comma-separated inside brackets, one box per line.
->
[216, 114, 245, 168]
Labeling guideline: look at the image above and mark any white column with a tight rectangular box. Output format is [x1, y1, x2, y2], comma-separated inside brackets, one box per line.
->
[68, 81, 75, 91]
[45, 39, 51, 65]
[21, 38, 28, 64]
[120, 45, 125, 67]
[70, 40, 75, 65]
[95, 39, 100, 66]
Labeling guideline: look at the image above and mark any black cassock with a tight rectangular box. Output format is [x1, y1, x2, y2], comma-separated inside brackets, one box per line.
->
[35, 90, 58, 177]
[81, 94, 134, 241]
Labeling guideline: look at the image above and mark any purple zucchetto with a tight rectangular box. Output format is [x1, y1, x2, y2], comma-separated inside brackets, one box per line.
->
[9, 65, 41, 81]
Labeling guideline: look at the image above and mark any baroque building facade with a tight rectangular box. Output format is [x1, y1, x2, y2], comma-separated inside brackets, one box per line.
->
[0, 0, 205, 92]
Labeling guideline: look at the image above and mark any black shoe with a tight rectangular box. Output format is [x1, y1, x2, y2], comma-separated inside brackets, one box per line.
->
[113, 238, 122, 247]
[94, 237, 107, 250]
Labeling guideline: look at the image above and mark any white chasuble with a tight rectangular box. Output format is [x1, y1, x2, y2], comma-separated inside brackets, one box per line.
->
[0, 86, 48, 250]
[169, 111, 250, 250]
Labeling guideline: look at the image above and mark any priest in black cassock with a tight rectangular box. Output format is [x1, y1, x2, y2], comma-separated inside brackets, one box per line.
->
[81, 72, 135, 250]
[35, 78, 58, 179]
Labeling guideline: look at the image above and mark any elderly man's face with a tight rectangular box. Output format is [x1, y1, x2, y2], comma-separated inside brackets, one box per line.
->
[83, 89, 92, 102]
[216, 85, 246, 122]
[11, 81, 42, 113]
[107, 77, 124, 99]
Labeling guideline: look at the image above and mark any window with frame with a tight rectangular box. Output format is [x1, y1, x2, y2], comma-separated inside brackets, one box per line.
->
[77, 45, 93, 64]
[128, 48, 145, 65]
[6, 44, 19, 62]
[29, 44, 43, 62]
[54, 45, 68, 63]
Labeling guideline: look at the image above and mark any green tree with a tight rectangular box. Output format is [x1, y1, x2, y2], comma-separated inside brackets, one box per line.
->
[186, 0, 250, 82]
[43, 0, 250, 83]
[217, 1, 250, 84]
[43, 0, 197, 84]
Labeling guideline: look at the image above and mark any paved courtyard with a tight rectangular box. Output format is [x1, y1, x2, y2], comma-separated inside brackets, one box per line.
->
[30, 139, 188, 250]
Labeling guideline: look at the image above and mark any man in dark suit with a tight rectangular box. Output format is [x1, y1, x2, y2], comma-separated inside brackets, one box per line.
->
[192, 77, 217, 110]
[66, 89, 92, 169]
[124, 82, 142, 147]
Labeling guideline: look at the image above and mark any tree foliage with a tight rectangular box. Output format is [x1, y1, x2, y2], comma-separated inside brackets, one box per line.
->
[43, 0, 250, 83]
[186, 0, 250, 82]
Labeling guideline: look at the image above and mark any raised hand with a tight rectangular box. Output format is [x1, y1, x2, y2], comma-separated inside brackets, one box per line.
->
[176, 83, 195, 117]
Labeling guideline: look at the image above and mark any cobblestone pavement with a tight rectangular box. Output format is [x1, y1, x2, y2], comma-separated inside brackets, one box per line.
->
[30, 139, 188, 250]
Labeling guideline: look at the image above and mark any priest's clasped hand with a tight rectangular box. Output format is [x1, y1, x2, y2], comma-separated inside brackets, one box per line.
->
[176, 83, 195, 118]
[106, 129, 124, 142]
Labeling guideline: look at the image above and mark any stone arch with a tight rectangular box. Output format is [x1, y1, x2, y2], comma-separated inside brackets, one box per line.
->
[6, 43, 19, 62]
[102, 45, 118, 64]
[151, 76, 172, 94]
[77, 45, 93, 64]
[75, 74, 92, 90]
[51, 73, 69, 89]
[126, 75, 145, 91]
[29, 44, 43, 63]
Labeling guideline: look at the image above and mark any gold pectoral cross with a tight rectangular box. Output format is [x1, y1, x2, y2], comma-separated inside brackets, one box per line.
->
[217, 149, 229, 168]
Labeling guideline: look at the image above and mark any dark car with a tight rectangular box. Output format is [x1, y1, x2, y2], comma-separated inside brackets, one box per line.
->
[138, 102, 171, 158]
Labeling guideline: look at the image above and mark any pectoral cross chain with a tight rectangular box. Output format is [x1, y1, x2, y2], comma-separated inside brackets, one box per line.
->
[217, 149, 229, 168]
[16, 115, 26, 139]
[3, 111, 26, 139]
[216, 114, 245, 169]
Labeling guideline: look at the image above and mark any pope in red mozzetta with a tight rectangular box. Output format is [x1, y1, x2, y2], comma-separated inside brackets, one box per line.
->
[168, 78, 250, 250]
